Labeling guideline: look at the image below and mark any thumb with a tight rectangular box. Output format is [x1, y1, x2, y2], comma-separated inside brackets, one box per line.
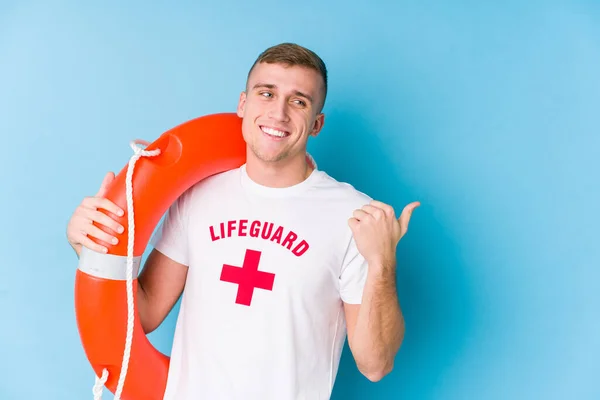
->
[95, 172, 115, 197]
[398, 201, 420, 236]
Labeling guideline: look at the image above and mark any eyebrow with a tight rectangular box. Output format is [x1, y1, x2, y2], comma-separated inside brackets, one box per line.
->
[252, 82, 313, 103]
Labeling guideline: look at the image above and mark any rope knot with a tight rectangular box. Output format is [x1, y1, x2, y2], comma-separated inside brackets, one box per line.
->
[130, 139, 161, 157]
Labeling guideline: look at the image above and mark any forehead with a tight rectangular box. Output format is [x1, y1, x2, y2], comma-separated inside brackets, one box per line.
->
[248, 62, 323, 95]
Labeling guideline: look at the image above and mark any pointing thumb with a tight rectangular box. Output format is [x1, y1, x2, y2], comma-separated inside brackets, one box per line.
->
[398, 201, 420, 237]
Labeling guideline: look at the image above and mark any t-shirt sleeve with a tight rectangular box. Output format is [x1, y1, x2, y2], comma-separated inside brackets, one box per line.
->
[339, 235, 369, 304]
[149, 193, 190, 266]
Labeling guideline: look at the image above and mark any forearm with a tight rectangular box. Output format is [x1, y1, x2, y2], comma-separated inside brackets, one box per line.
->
[350, 259, 404, 381]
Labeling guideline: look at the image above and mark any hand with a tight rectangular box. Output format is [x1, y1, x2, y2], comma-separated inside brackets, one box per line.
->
[348, 200, 420, 266]
[66, 172, 125, 255]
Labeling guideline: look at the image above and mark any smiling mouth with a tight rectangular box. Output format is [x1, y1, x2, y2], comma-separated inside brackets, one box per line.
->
[260, 125, 290, 138]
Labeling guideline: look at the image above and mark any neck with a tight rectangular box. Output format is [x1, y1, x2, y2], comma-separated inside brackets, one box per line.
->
[245, 151, 313, 188]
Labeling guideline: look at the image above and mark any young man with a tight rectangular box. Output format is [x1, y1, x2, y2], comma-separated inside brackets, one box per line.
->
[67, 43, 419, 399]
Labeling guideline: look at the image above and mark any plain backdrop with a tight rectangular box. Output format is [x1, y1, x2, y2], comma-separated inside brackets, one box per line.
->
[1, 1, 599, 399]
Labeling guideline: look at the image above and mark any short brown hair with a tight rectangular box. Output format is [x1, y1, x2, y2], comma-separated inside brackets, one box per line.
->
[247, 42, 328, 112]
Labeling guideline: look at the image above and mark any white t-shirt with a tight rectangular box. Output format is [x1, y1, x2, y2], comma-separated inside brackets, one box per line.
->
[150, 163, 372, 400]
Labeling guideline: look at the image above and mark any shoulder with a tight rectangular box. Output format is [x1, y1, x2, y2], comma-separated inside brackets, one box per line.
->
[311, 170, 372, 209]
[187, 167, 240, 194]
[304, 171, 373, 233]
[172, 167, 241, 208]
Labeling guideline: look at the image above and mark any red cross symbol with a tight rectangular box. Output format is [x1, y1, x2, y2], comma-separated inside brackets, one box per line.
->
[220, 249, 275, 306]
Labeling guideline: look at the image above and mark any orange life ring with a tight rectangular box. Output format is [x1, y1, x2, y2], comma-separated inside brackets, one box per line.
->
[74, 113, 247, 399]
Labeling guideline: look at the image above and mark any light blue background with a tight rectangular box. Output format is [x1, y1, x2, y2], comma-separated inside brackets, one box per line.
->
[1, 1, 599, 399]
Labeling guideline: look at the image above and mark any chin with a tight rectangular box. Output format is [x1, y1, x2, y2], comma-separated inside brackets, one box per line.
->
[257, 153, 287, 163]
[249, 147, 283, 163]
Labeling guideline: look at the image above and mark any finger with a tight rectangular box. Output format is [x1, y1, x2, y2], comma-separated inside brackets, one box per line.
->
[352, 209, 370, 221]
[347, 217, 360, 231]
[79, 235, 109, 254]
[82, 197, 124, 217]
[87, 209, 124, 234]
[402, 201, 421, 217]
[361, 204, 385, 219]
[71, 210, 123, 241]
[96, 172, 115, 197]
[398, 201, 421, 234]
[84, 223, 119, 246]
[369, 200, 395, 217]
[77, 205, 124, 232]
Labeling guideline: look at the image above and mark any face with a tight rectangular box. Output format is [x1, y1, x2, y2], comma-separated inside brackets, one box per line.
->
[236, 62, 325, 165]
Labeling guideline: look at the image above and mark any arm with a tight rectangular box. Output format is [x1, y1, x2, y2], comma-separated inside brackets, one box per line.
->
[71, 231, 188, 334]
[136, 249, 188, 333]
[343, 259, 404, 382]
[70, 234, 187, 334]
[345, 199, 419, 381]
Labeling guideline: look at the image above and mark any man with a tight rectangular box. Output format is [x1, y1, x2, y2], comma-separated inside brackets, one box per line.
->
[67, 42, 419, 399]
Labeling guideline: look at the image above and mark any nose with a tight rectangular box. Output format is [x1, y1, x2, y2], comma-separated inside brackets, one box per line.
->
[267, 98, 289, 122]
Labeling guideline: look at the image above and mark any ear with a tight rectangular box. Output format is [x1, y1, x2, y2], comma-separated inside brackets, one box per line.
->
[309, 113, 325, 137]
[236, 91, 247, 118]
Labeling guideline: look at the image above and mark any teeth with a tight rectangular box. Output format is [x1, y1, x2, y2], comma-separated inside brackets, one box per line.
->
[261, 126, 286, 137]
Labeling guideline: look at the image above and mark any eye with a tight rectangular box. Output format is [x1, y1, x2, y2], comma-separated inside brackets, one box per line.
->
[260, 91, 272, 98]
[293, 99, 306, 107]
